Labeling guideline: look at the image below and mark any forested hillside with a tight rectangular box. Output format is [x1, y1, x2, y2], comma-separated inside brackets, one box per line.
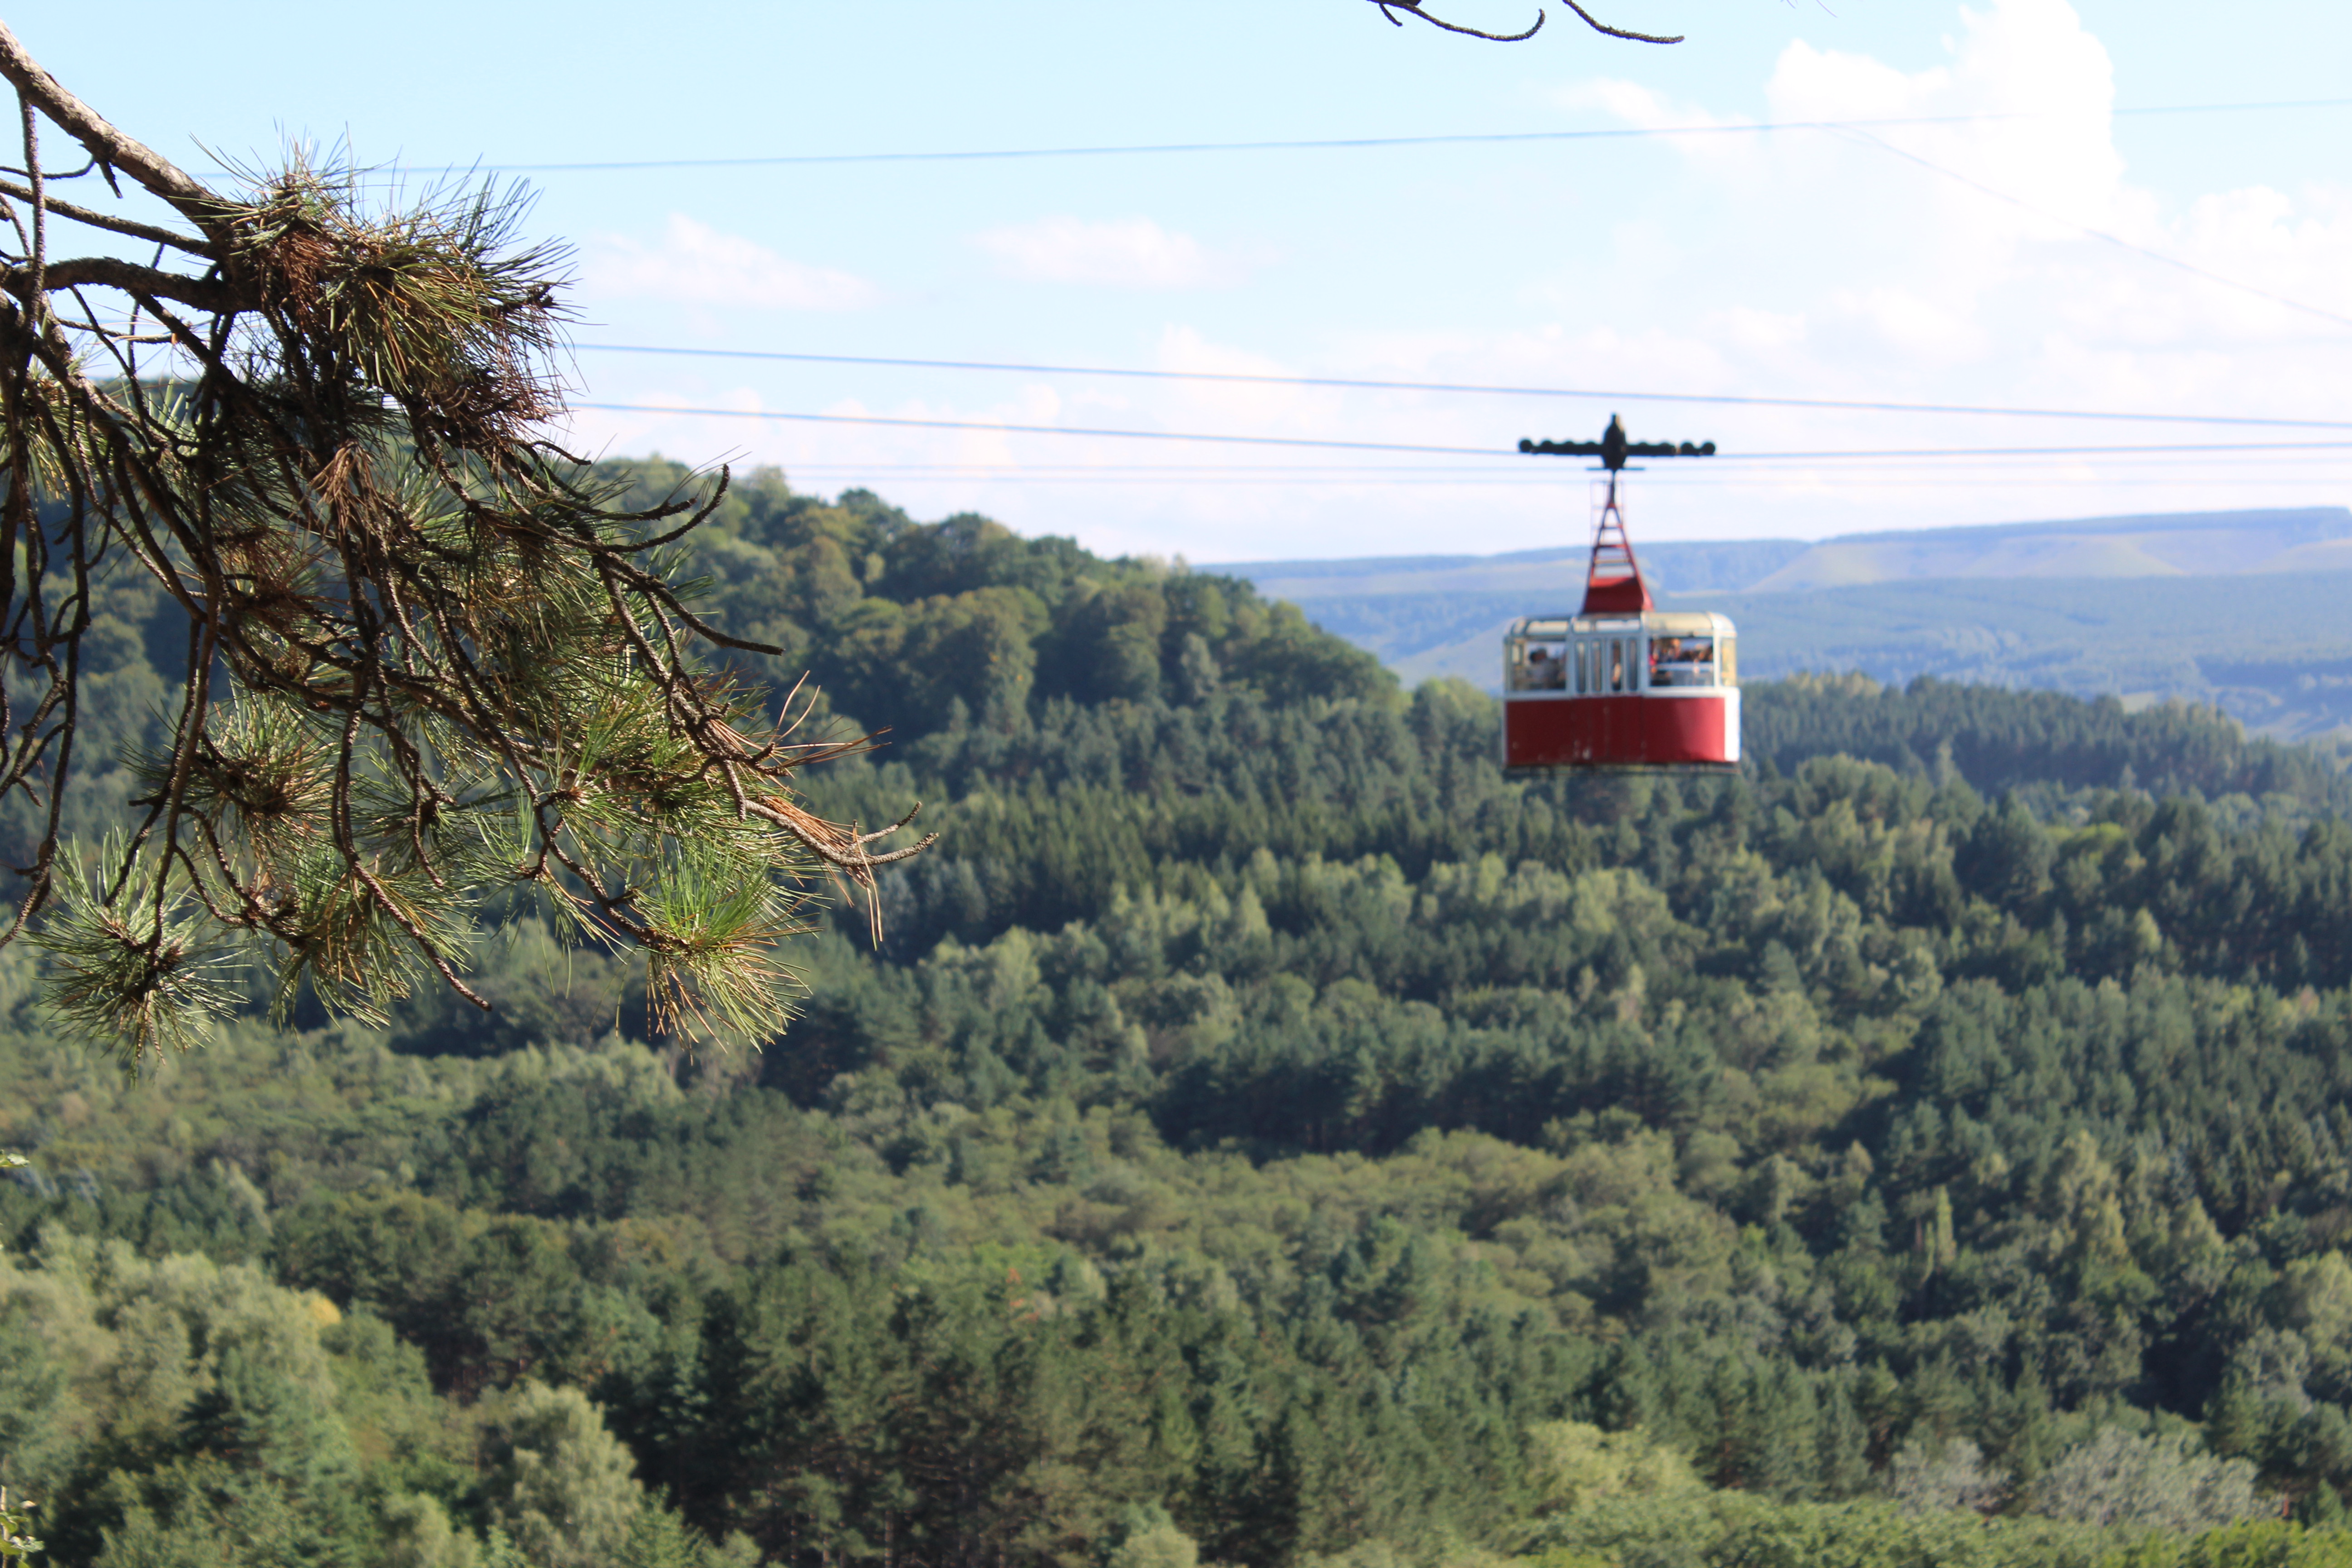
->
[10, 464, 2352, 1568]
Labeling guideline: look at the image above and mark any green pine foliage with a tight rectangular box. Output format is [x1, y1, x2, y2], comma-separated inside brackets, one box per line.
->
[12, 466, 2352, 1564]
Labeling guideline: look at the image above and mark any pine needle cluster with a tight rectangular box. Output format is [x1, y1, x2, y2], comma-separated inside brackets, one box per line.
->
[0, 24, 930, 1064]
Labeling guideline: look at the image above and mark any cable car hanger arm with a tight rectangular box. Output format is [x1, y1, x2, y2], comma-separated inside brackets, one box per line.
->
[1521, 413, 1715, 471]
[1521, 438, 1717, 460]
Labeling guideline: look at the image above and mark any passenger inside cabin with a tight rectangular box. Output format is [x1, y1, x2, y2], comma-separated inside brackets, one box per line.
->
[1649, 637, 1715, 687]
[1522, 645, 1567, 690]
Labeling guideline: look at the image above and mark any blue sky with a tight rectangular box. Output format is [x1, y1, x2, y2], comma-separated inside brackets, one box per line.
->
[21, 1, 2352, 559]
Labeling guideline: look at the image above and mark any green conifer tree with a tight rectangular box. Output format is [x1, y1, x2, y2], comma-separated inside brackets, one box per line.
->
[1815, 1376, 1875, 1499]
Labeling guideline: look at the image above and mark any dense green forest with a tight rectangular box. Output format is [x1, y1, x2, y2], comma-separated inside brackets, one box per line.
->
[13, 463, 2352, 1567]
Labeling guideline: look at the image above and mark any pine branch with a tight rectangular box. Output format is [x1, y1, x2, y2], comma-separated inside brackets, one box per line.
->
[0, 29, 935, 1056]
[1365, 0, 1683, 44]
[1, 255, 235, 312]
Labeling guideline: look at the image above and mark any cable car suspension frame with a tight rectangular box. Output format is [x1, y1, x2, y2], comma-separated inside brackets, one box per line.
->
[1502, 417, 1739, 773]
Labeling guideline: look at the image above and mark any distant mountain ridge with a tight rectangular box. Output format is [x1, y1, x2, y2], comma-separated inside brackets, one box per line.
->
[1747, 506, 2352, 592]
[1212, 505, 2352, 600]
[1208, 506, 2352, 742]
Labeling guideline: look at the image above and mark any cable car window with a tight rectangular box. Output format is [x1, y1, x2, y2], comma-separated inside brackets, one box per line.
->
[1609, 640, 1625, 692]
[1720, 636, 1737, 685]
[1574, 642, 1588, 694]
[1514, 642, 1567, 691]
[1649, 637, 1717, 687]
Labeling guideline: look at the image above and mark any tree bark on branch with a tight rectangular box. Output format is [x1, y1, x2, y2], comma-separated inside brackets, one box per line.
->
[1365, 0, 1684, 44]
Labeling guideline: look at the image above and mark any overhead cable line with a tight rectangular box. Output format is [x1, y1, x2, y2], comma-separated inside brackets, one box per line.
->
[570, 358, 2352, 433]
[671, 477, 2350, 490]
[727, 455, 2352, 475]
[740, 470, 2352, 488]
[1727, 440, 2352, 460]
[464, 96, 2352, 172]
[466, 116, 2018, 171]
[569, 401, 2352, 461]
[570, 403, 1498, 456]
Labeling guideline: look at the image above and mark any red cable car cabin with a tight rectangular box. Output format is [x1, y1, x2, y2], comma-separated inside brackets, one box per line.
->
[1502, 430, 1740, 771]
[1503, 610, 1740, 769]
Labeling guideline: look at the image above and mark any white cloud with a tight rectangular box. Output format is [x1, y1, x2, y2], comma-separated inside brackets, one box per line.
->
[1555, 76, 1725, 132]
[1834, 286, 1988, 362]
[1556, 0, 2352, 388]
[1150, 325, 1349, 429]
[587, 214, 879, 311]
[1712, 307, 1809, 354]
[972, 216, 1248, 289]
